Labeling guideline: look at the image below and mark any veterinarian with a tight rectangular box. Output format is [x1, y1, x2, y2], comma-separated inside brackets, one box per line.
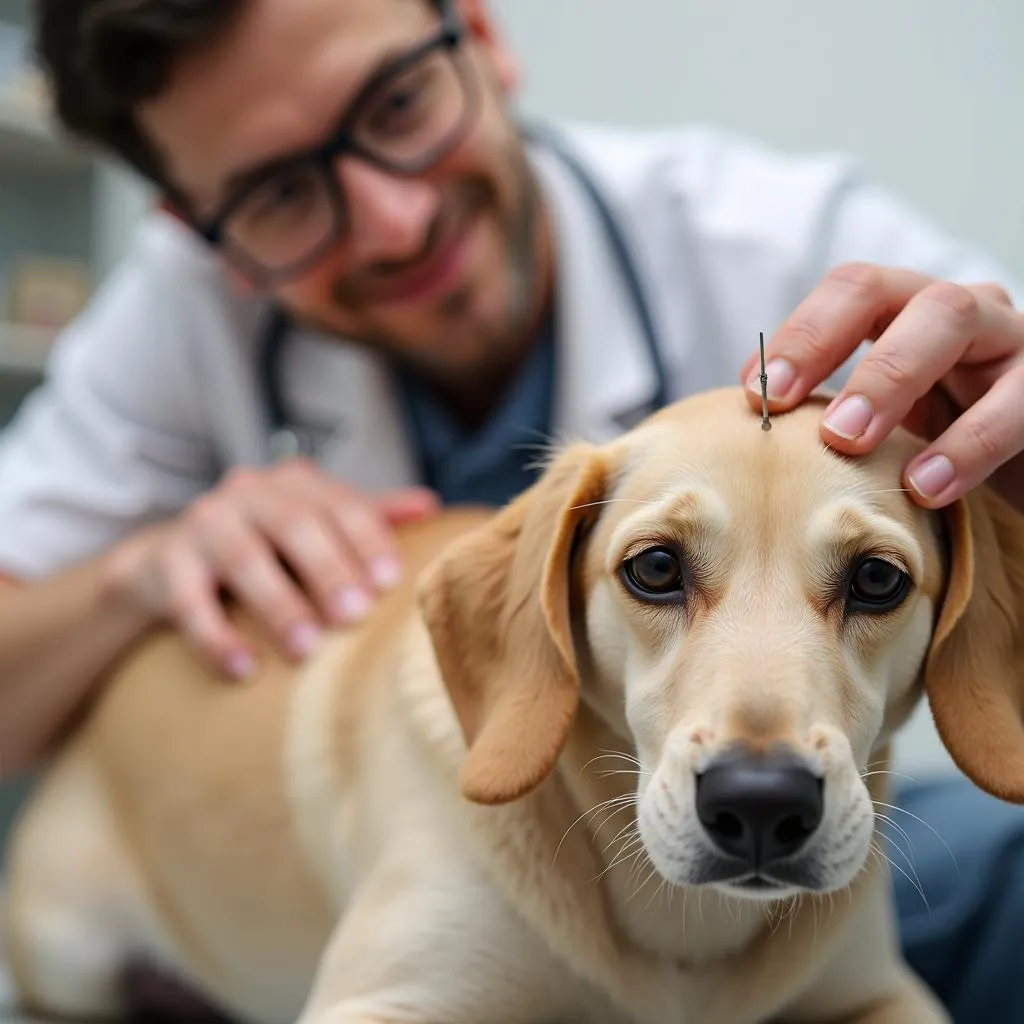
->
[1, 0, 1023, 1016]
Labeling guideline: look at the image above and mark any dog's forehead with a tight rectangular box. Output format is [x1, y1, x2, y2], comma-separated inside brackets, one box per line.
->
[611, 389, 928, 526]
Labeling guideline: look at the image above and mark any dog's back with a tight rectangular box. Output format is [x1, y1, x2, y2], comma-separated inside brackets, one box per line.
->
[2, 506, 493, 1023]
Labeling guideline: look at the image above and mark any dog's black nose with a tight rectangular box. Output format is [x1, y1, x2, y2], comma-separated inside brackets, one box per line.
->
[695, 750, 823, 866]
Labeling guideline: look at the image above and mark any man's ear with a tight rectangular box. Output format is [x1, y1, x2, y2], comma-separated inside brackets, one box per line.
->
[925, 485, 1024, 802]
[416, 442, 607, 805]
[456, 0, 520, 94]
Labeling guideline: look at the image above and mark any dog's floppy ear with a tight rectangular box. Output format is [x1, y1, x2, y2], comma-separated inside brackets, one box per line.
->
[416, 442, 607, 805]
[925, 485, 1024, 802]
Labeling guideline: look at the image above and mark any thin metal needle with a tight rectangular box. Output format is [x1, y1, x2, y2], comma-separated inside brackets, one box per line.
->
[759, 331, 771, 431]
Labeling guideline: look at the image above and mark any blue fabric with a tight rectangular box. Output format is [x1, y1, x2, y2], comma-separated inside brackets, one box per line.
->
[888, 776, 1024, 1022]
[395, 333, 1024, 1022]
[392, 315, 557, 508]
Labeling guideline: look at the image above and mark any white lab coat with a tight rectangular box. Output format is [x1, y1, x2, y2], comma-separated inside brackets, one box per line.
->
[0, 121, 1020, 579]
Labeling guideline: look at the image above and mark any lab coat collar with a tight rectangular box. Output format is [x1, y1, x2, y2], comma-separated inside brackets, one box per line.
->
[528, 136, 663, 444]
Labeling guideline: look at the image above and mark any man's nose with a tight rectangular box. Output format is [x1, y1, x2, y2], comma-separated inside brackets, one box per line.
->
[694, 748, 824, 867]
[338, 158, 439, 262]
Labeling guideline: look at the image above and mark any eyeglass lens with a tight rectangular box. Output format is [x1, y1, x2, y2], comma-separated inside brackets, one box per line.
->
[220, 42, 473, 274]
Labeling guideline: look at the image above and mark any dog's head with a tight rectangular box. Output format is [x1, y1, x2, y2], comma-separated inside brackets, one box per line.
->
[417, 386, 1024, 901]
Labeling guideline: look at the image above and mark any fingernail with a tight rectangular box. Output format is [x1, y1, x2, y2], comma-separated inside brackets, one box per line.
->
[288, 621, 322, 657]
[331, 587, 372, 623]
[908, 455, 955, 499]
[226, 650, 257, 679]
[749, 358, 796, 400]
[370, 556, 402, 590]
[823, 394, 873, 440]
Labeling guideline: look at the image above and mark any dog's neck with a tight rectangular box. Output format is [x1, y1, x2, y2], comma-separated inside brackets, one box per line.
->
[557, 702, 775, 966]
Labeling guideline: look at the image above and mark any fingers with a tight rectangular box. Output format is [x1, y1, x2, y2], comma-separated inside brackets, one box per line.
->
[742, 263, 939, 409]
[325, 483, 442, 598]
[159, 536, 257, 678]
[817, 281, 1015, 452]
[740, 263, 1024, 509]
[180, 466, 437, 671]
[905, 362, 1024, 506]
[328, 498, 402, 597]
[261, 492, 385, 626]
[130, 461, 441, 676]
[189, 501, 323, 662]
[373, 486, 441, 524]
[283, 466, 434, 614]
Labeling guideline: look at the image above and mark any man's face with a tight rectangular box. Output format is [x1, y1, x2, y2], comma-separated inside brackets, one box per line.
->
[138, 0, 550, 379]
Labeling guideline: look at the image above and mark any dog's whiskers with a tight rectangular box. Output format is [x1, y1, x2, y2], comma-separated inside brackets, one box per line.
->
[602, 827, 643, 865]
[626, 847, 650, 889]
[869, 838, 930, 910]
[780, 895, 802, 938]
[589, 798, 639, 846]
[860, 767, 917, 786]
[876, 822, 927, 900]
[603, 817, 639, 852]
[553, 792, 637, 866]
[873, 812, 918, 858]
[597, 769, 652, 782]
[872, 800, 959, 873]
[627, 862, 662, 904]
[645, 876, 671, 912]
[582, 750, 640, 770]
[580, 750, 653, 784]
[514, 429, 580, 474]
[591, 832, 647, 884]
[859, 487, 912, 497]
[569, 498, 658, 512]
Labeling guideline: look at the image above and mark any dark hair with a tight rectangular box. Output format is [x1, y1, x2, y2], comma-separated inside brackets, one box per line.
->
[34, 0, 446, 195]
[34, 0, 246, 192]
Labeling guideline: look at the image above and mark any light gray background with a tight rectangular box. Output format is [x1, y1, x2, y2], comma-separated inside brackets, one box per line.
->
[494, 0, 1024, 279]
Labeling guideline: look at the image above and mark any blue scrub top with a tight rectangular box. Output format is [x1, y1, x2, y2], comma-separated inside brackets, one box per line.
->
[393, 316, 557, 508]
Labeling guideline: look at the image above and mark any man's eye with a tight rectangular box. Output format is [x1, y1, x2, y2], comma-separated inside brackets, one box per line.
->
[367, 70, 432, 132]
[260, 174, 315, 210]
[382, 87, 418, 118]
[243, 172, 319, 224]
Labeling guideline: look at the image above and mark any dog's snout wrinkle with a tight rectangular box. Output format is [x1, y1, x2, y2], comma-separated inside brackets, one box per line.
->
[695, 750, 824, 868]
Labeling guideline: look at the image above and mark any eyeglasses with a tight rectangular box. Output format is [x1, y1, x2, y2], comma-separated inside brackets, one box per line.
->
[197, 1, 476, 283]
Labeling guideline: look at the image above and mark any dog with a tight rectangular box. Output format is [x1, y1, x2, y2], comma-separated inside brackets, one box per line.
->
[5, 385, 1024, 1024]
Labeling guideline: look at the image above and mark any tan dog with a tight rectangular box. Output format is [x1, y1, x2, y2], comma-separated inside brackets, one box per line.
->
[5, 386, 1024, 1024]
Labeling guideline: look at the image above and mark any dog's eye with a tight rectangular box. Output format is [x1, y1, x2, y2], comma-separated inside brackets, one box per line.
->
[848, 557, 910, 611]
[622, 546, 684, 599]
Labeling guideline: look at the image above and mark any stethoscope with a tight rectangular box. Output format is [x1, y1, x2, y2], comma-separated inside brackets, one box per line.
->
[259, 123, 671, 463]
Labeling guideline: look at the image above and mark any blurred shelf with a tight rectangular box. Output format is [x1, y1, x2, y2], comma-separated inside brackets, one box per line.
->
[0, 92, 92, 173]
[0, 322, 54, 375]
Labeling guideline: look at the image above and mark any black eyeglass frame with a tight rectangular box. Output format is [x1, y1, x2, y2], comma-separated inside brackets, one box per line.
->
[195, 0, 476, 283]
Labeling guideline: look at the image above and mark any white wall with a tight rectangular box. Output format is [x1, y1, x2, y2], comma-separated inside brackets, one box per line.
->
[90, 159, 155, 280]
[494, 0, 1024, 281]
[493, 0, 1024, 776]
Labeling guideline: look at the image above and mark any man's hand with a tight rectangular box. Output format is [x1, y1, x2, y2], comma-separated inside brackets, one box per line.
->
[102, 458, 439, 678]
[741, 262, 1024, 510]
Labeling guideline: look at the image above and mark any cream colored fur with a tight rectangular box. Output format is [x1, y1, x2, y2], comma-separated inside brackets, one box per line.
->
[6, 386, 1024, 1024]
